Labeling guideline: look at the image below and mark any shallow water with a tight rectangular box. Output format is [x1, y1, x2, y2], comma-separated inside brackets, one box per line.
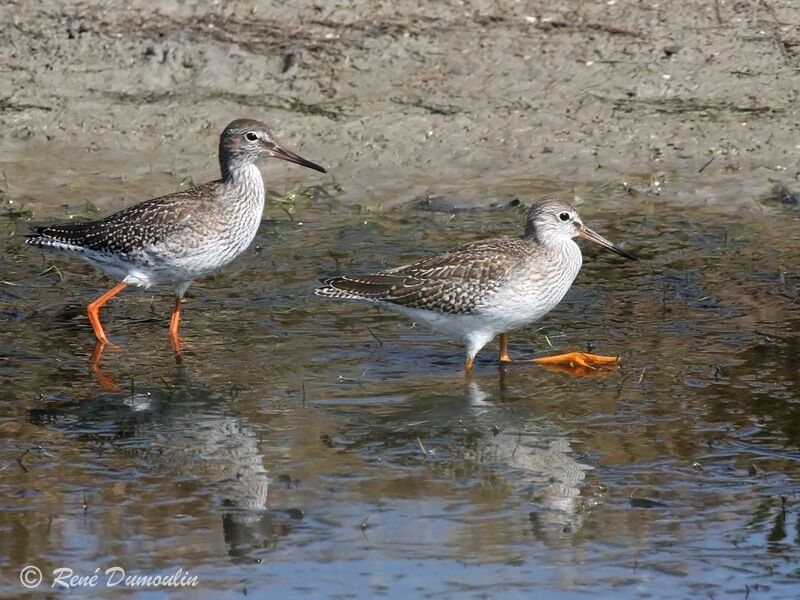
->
[1, 151, 799, 599]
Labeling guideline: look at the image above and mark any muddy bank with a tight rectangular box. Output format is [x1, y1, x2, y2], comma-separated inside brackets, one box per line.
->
[1, 0, 799, 215]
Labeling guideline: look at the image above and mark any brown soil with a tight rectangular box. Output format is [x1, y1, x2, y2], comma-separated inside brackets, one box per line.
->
[1, 0, 799, 212]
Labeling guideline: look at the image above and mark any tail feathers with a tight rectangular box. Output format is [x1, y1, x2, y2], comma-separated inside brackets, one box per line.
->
[315, 275, 405, 301]
[24, 225, 49, 240]
[25, 225, 89, 253]
[314, 285, 374, 301]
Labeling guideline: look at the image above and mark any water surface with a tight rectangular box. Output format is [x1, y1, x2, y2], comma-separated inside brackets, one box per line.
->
[1, 151, 799, 598]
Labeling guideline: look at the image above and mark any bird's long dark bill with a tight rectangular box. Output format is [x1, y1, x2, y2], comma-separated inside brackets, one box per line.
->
[271, 145, 327, 173]
[578, 225, 638, 261]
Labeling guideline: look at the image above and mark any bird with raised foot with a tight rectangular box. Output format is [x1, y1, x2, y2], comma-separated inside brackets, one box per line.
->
[26, 119, 326, 359]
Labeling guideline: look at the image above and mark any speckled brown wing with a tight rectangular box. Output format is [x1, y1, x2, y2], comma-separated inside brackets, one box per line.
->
[25, 181, 221, 256]
[318, 237, 534, 315]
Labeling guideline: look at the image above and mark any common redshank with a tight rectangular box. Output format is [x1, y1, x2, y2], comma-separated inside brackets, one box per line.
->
[316, 197, 637, 373]
[26, 119, 326, 354]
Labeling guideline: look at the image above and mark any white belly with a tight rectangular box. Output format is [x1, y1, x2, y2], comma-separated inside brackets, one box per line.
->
[475, 271, 576, 332]
[378, 242, 582, 360]
[121, 202, 263, 288]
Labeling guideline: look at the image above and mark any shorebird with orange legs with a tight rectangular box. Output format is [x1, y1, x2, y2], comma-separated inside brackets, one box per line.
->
[316, 197, 637, 376]
[27, 119, 326, 365]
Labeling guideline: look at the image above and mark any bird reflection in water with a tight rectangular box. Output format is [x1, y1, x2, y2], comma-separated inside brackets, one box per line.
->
[27, 362, 295, 562]
[465, 374, 595, 538]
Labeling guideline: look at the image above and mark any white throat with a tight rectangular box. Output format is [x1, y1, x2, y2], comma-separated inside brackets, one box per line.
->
[226, 163, 265, 204]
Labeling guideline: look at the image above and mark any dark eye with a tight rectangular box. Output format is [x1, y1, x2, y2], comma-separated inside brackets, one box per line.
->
[245, 132, 258, 142]
[558, 212, 571, 222]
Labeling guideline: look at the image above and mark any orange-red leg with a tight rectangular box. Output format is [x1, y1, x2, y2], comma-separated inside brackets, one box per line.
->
[86, 282, 127, 344]
[497, 332, 619, 370]
[499, 333, 511, 363]
[169, 296, 182, 356]
[462, 357, 476, 382]
[531, 352, 619, 369]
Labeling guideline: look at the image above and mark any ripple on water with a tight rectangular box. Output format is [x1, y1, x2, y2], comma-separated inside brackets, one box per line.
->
[1, 175, 799, 598]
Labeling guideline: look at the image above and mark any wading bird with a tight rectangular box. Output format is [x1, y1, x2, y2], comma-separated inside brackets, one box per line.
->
[27, 119, 326, 357]
[316, 197, 636, 374]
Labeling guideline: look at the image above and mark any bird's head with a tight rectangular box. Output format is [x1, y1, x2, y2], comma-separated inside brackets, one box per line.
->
[219, 119, 327, 176]
[524, 197, 637, 260]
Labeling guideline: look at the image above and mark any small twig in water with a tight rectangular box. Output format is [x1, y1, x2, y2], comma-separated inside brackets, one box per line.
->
[616, 371, 632, 395]
[16, 448, 30, 473]
[39, 264, 64, 282]
[366, 327, 383, 347]
[416, 437, 429, 458]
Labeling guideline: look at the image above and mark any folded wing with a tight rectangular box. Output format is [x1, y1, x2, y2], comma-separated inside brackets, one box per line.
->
[317, 238, 529, 315]
[25, 183, 219, 256]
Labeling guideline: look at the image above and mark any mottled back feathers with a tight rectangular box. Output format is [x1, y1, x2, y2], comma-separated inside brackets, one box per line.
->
[25, 182, 223, 256]
[316, 237, 540, 315]
[315, 198, 601, 317]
